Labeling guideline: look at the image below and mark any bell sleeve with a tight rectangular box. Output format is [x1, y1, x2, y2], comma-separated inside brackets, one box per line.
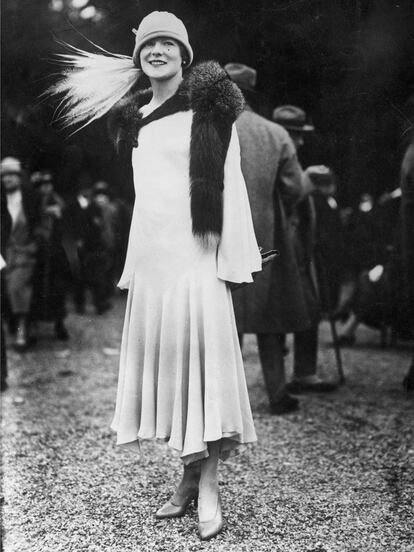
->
[217, 124, 262, 284]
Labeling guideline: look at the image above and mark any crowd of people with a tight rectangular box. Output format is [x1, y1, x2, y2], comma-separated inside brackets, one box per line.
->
[225, 62, 414, 411]
[1, 10, 413, 540]
[1, 62, 412, 412]
[0, 159, 131, 389]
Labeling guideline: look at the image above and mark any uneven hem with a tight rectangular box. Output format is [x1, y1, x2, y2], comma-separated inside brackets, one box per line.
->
[111, 428, 256, 465]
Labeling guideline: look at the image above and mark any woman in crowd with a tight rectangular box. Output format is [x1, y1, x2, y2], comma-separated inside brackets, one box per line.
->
[51, 11, 262, 540]
[31, 170, 70, 340]
[82, 181, 117, 314]
[0, 157, 40, 351]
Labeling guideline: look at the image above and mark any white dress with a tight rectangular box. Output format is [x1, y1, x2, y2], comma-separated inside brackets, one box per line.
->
[111, 109, 262, 464]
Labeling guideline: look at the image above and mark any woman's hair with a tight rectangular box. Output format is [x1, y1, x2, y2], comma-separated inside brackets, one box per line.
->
[179, 43, 190, 67]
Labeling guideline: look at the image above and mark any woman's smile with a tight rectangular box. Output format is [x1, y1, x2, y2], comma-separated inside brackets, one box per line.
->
[149, 60, 167, 66]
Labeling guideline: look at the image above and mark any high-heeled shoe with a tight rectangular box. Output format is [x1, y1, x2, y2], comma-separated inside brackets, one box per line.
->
[198, 495, 225, 540]
[155, 489, 198, 519]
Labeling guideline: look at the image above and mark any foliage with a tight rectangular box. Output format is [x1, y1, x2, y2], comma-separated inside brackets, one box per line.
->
[2, 0, 413, 202]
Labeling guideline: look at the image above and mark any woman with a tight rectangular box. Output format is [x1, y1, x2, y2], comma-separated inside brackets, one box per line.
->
[82, 181, 117, 314]
[31, 170, 70, 339]
[51, 11, 262, 540]
[1, 157, 41, 351]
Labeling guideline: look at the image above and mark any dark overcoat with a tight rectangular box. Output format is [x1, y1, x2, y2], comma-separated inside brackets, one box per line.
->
[232, 109, 311, 334]
[31, 193, 70, 321]
[401, 139, 414, 312]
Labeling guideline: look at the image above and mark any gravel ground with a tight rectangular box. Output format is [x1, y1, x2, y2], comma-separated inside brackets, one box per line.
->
[2, 296, 414, 552]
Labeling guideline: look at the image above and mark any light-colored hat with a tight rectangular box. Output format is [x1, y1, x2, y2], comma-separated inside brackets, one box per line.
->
[30, 170, 54, 188]
[0, 157, 22, 176]
[224, 63, 257, 92]
[272, 105, 314, 132]
[132, 11, 193, 68]
[30, 171, 44, 187]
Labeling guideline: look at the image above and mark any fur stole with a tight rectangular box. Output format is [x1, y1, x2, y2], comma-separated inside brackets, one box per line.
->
[107, 61, 245, 240]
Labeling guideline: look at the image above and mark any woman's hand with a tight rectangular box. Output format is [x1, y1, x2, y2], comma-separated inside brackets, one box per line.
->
[227, 249, 279, 291]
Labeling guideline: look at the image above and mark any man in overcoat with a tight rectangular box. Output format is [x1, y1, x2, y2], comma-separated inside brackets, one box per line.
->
[401, 132, 414, 391]
[272, 106, 337, 393]
[225, 63, 311, 414]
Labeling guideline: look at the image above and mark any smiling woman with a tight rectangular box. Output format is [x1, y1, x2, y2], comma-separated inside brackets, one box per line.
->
[48, 10, 262, 542]
[139, 38, 184, 91]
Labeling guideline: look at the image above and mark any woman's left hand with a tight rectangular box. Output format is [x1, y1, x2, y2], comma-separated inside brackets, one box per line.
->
[227, 249, 279, 291]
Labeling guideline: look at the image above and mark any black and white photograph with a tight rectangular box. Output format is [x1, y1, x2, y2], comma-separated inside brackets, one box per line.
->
[1, 1, 413, 550]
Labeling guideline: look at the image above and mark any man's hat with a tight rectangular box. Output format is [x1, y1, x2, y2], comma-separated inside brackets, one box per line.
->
[0, 157, 22, 176]
[30, 171, 44, 187]
[272, 105, 314, 132]
[30, 170, 53, 188]
[224, 63, 257, 92]
[93, 180, 111, 196]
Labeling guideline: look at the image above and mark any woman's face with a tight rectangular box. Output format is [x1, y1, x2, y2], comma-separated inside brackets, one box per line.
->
[140, 37, 183, 81]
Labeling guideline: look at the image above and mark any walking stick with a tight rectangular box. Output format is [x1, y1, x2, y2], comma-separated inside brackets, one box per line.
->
[315, 249, 346, 385]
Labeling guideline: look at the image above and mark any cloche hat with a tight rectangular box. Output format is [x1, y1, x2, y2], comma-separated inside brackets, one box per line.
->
[132, 11, 193, 68]
[0, 157, 22, 176]
[30, 170, 54, 188]
[224, 63, 257, 92]
[272, 105, 314, 132]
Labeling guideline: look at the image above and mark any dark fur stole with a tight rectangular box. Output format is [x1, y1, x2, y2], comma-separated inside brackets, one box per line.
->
[107, 61, 245, 240]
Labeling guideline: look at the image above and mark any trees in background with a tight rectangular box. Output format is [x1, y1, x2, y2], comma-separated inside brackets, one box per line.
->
[2, 0, 413, 203]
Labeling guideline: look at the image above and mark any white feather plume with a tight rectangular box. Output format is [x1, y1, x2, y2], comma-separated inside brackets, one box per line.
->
[45, 40, 142, 133]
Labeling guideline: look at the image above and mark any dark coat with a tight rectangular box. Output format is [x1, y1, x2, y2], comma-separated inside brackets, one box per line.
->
[31, 193, 70, 321]
[2, 186, 42, 316]
[232, 109, 311, 334]
[1, 187, 12, 258]
[63, 196, 89, 243]
[312, 192, 344, 310]
[401, 140, 414, 311]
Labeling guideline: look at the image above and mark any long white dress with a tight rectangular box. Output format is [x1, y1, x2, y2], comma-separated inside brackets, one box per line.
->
[111, 109, 262, 464]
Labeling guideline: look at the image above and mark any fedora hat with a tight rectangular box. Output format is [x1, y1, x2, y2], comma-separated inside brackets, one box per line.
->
[272, 105, 314, 132]
[0, 157, 23, 176]
[224, 63, 257, 92]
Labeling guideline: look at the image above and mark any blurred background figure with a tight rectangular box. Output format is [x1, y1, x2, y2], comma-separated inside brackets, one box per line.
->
[110, 189, 133, 285]
[1, 157, 41, 352]
[336, 185, 406, 347]
[63, 176, 92, 314]
[400, 126, 414, 391]
[82, 180, 117, 314]
[30, 170, 71, 340]
[273, 106, 337, 393]
[309, 165, 345, 314]
[226, 63, 311, 414]
[1, 179, 12, 390]
[335, 192, 378, 344]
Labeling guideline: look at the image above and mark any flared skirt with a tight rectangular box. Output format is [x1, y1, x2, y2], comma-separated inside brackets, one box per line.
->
[111, 264, 256, 464]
